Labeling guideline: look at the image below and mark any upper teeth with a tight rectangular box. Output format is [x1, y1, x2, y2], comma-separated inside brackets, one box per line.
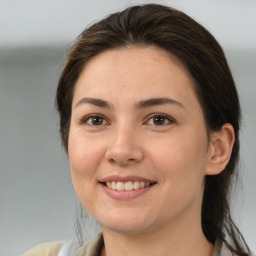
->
[106, 181, 151, 191]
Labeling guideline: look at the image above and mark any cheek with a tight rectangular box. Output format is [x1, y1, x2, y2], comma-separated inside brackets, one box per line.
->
[68, 133, 105, 209]
[69, 131, 102, 171]
[68, 131, 106, 197]
[152, 135, 207, 210]
[149, 129, 208, 186]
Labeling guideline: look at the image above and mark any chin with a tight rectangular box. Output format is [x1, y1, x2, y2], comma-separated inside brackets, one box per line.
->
[97, 210, 153, 235]
[102, 222, 150, 235]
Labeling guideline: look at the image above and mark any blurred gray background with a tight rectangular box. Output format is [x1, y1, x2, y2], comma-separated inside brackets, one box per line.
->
[0, 0, 255, 255]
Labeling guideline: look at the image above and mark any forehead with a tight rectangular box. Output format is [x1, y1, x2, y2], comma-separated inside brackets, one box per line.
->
[72, 46, 198, 108]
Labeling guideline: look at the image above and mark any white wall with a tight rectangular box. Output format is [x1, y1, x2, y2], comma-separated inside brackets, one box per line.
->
[1, 0, 256, 48]
[0, 1, 255, 255]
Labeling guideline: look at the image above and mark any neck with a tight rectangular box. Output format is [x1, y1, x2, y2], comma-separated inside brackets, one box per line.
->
[100, 214, 213, 256]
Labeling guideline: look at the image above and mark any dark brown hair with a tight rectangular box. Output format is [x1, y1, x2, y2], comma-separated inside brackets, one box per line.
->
[56, 4, 250, 255]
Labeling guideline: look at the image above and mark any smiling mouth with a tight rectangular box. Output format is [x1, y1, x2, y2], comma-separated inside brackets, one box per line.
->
[101, 181, 156, 191]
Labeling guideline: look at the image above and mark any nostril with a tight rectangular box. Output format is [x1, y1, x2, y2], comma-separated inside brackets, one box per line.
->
[105, 144, 144, 165]
[109, 159, 116, 164]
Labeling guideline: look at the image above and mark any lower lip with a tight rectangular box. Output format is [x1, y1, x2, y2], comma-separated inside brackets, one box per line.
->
[100, 183, 154, 200]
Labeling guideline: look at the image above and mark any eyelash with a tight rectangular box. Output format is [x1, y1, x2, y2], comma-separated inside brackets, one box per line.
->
[79, 113, 175, 127]
[80, 114, 109, 126]
[145, 113, 175, 126]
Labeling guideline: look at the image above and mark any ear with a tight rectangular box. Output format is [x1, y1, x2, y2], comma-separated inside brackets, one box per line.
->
[205, 123, 235, 175]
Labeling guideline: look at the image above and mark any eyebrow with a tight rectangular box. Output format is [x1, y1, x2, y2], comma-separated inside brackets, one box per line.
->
[74, 97, 184, 110]
[136, 97, 184, 109]
[75, 97, 112, 109]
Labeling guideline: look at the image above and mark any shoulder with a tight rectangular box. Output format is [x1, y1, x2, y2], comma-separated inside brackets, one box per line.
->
[77, 233, 103, 256]
[22, 233, 103, 256]
[22, 241, 64, 256]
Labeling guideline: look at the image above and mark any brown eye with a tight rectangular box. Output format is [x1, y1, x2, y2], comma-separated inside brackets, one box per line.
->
[153, 116, 166, 125]
[147, 114, 174, 126]
[83, 115, 107, 126]
[91, 116, 104, 125]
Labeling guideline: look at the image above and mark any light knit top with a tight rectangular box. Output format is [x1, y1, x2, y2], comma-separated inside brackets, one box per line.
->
[22, 233, 250, 256]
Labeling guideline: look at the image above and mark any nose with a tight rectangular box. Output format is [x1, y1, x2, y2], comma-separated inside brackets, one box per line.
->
[105, 126, 144, 166]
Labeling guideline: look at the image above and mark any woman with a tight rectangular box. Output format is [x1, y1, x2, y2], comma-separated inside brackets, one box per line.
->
[24, 4, 253, 256]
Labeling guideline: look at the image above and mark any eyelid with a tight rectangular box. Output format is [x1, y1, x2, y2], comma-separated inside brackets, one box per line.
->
[145, 113, 176, 125]
[78, 113, 175, 126]
[79, 114, 109, 126]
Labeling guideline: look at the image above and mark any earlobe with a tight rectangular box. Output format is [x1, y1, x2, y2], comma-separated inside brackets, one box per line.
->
[205, 123, 235, 175]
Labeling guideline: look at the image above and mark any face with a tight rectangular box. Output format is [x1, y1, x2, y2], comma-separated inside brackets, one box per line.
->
[68, 46, 211, 235]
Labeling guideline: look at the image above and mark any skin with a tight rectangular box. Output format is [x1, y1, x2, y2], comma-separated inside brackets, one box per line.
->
[68, 46, 234, 256]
